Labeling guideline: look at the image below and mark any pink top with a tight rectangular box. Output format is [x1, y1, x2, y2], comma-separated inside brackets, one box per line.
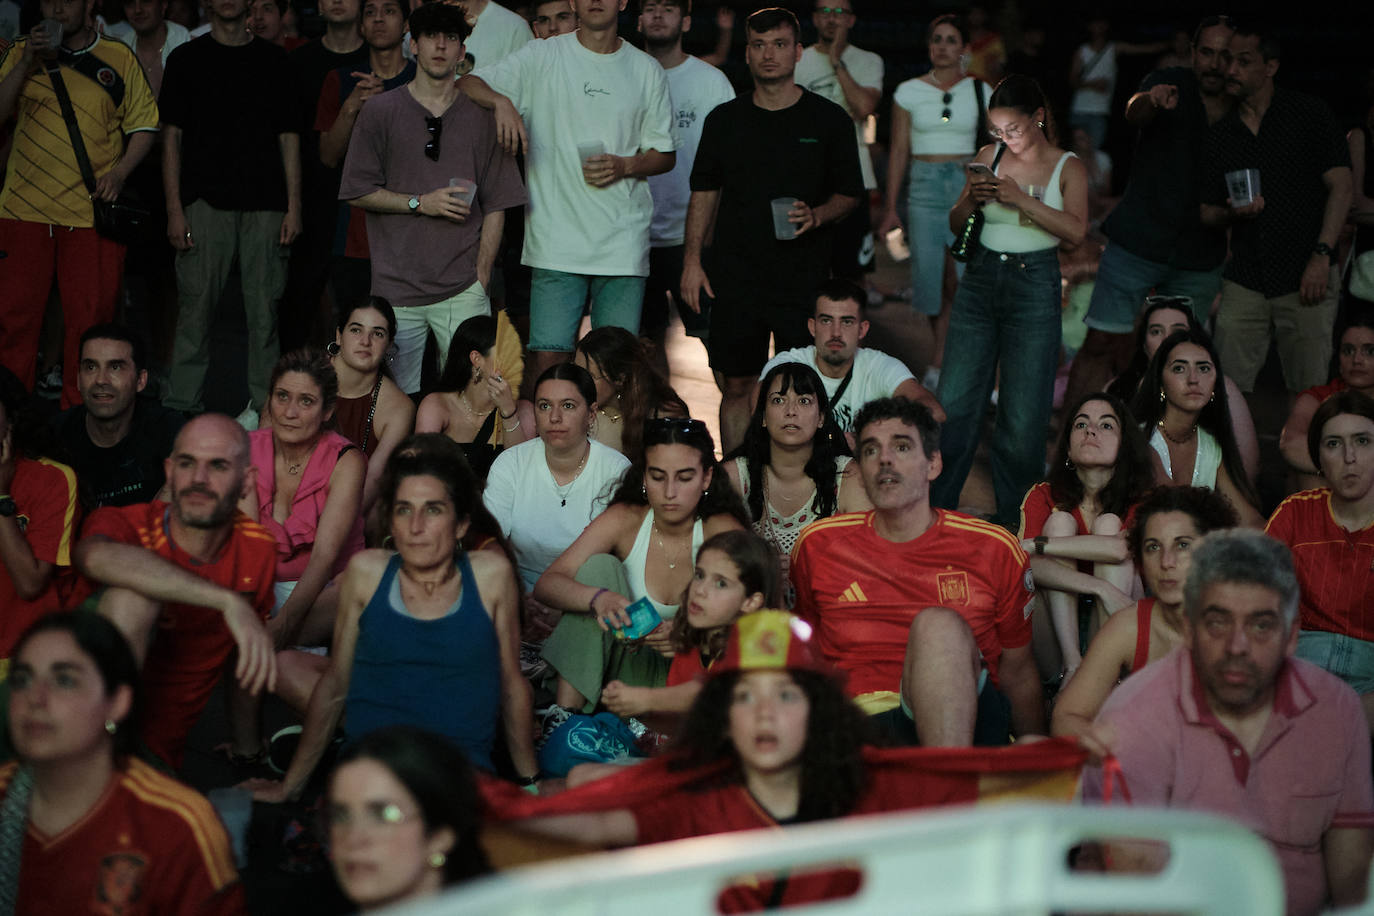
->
[249, 429, 366, 583]
[1084, 648, 1374, 915]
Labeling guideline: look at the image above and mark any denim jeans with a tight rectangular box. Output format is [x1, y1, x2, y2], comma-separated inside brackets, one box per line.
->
[932, 245, 1062, 528]
[906, 158, 968, 317]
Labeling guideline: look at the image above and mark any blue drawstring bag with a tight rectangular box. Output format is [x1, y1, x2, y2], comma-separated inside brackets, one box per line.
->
[537, 712, 646, 777]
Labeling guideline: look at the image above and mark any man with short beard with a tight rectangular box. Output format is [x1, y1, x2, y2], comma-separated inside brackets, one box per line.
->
[1064, 15, 1237, 408]
[75, 413, 277, 770]
[51, 323, 185, 510]
[1082, 530, 1374, 915]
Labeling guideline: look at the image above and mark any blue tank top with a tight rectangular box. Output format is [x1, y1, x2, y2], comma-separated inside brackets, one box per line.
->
[344, 553, 501, 771]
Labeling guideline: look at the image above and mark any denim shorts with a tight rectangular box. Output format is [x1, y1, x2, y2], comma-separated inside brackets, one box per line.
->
[1085, 242, 1223, 334]
[529, 268, 646, 352]
[1296, 629, 1374, 694]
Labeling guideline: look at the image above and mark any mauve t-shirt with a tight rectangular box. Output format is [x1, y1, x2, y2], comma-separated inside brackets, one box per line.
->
[338, 86, 526, 308]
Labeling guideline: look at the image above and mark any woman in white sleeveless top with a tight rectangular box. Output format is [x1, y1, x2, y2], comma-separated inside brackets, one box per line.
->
[932, 75, 1089, 529]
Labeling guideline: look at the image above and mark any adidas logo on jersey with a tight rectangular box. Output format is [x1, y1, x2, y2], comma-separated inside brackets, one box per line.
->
[838, 582, 868, 602]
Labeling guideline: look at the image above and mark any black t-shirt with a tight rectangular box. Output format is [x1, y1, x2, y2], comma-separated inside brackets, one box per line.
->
[1203, 86, 1350, 297]
[290, 39, 370, 201]
[52, 401, 186, 510]
[690, 89, 864, 300]
[159, 35, 300, 211]
[1100, 67, 1226, 271]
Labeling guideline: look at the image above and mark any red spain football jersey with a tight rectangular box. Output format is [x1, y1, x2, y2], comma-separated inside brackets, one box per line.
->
[1267, 489, 1374, 642]
[791, 510, 1033, 697]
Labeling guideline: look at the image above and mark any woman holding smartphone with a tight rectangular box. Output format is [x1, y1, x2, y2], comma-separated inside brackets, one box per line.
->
[931, 74, 1088, 529]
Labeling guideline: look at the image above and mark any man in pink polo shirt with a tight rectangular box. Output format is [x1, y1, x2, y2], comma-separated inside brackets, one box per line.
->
[1082, 529, 1373, 915]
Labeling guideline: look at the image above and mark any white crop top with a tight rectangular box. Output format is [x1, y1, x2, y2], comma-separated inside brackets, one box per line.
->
[980, 151, 1075, 253]
[893, 76, 989, 157]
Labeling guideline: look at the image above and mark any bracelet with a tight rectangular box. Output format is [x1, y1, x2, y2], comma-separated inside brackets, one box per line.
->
[589, 587, 610, 614]
[514, 774, 537, 787]
[1034, 535, 1049, 556]
[503, 417, 521, 432]
[499, 409, 516, 419]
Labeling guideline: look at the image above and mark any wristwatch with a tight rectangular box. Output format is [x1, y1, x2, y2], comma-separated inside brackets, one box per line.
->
[0, 495, 16, 518]
[408, 195, 421, 214]
[1314, 242, 1336, 264]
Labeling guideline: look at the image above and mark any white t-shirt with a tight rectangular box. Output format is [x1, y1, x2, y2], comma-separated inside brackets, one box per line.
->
[1070, 42, 1116, 116]
[104, 20, 191, 65]
[483, 437, 630, 589]
[760, 345, 914, 433]
[794, 44, 883, 190]
[648, 55, 735, 247]
[465, 0, 532, 70]
[476, 31, 675, 276]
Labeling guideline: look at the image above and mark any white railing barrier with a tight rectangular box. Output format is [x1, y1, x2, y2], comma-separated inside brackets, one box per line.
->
[376, 802, 1291, 915]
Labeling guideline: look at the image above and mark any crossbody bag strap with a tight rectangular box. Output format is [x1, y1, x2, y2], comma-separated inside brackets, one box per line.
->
[0, 765, 35, 916]
[44, 62, 99, 195]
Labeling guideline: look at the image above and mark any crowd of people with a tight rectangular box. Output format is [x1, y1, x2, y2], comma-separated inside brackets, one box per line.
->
[1, 0, 1373, 913]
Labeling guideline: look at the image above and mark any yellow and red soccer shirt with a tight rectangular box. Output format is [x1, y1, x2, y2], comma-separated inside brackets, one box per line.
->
[0, 758, 247, 915]
[0, 457, 81, 666]
[81, 502, 276, 768]
[791, 509, 1034, 708]
[1266, 488, 1374, 642]
[0, 35, 158, 228]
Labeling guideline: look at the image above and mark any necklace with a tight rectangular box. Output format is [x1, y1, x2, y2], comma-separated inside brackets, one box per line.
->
[459, 389, 494, 420]
[550, 444, 589, 507]
[653, 524, 685, 570]
[1157, 419, 1197, 445]
[400, 563, 457, 597]
[764, 465, 814, 507]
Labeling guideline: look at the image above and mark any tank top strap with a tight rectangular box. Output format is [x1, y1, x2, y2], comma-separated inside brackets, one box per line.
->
[1044, 151, 1075, 209]
[1131, 598, 1153, 673]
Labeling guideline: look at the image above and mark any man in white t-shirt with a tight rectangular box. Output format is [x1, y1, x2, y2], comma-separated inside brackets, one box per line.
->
[638, 0, 734, 364]
[760, 279, 943, 435]
[793, 0, 880, 281]
[460, 0, 676, 383]
[464, 0, 532, 68]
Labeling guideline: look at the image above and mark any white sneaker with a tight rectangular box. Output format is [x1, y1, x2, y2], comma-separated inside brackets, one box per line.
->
[235, 401, 260, 431]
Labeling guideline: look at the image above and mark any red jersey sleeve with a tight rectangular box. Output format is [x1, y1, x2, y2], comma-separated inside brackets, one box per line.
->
[1017, 482, 1054, 538]
[14, 459, 80, 566]
[789, 530, 817, 627]
[994, 539, 1035, 650]
[231, 515, 279, 621]
[82, 502, 143, 544]
[313, 68, 343, 133]
[1264, 498, 1293, 541]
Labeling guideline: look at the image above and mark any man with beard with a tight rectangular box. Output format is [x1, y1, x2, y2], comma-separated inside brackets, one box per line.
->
[790, 398, 1043, 747]
[339, 1, 525, 393]
[74, 413, 277, 769]
[1082, 530, 1373, 915]
[760, 279, 942, 436]
[637, 0, 734, 364]
[51, 324, 185, 510]
[1063, 15, 1237, 406]
[680, 7, 862, 453]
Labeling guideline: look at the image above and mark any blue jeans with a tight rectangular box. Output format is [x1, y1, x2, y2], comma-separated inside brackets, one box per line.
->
[1085, 242, 1224, 334]
[907, 159, 968, 316]
[528, 269, 646, 352]
[932, 246, 1062, 528]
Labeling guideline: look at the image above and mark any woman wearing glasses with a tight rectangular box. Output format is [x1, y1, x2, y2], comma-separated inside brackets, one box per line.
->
[932, 74, 1089, 530]
[534, 417, 748, 730]
[879, 14, 991, 387]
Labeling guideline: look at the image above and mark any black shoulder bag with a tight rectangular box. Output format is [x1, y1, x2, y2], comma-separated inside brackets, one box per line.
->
[45, 60, 150, 245]
[950, 140, 1006, 263]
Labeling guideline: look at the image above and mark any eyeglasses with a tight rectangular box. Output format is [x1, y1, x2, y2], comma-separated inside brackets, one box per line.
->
[1340, 343, 1374, 359]
[424, 116, 442, 161]
[941, 91, 952, 123]
[815, 6, 853, 16]
[324, 801, 419, 833]
[987, 122, 1029, 141]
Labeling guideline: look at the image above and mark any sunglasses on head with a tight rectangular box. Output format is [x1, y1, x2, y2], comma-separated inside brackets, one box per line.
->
[645, 417, 708, 436]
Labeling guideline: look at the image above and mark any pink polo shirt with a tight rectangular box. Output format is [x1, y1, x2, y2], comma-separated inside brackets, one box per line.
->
[1083, 648, 1374, 916]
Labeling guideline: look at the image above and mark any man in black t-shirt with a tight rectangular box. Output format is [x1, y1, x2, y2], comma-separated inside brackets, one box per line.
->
[680, 6, 862, 453]
[1064, 16, 1235, 408]
[159, 0, 301, 424]
[52, 324, 185, 509]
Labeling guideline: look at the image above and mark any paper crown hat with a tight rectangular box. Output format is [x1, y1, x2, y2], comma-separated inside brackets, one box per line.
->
[714, 610, 830, 676]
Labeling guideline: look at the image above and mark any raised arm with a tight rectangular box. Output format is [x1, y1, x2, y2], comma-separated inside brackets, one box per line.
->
[457, 74, 526, 155]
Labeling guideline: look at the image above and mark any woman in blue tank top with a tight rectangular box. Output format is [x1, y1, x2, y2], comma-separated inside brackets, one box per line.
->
[932, 75, 1090, 530]
[247, 435, 538, 803]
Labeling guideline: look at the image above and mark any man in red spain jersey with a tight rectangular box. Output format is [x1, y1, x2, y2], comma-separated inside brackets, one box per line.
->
[74, 413, 277, 769]
[791, 397, 1042, 745]
[1267, 389, 1374, 732]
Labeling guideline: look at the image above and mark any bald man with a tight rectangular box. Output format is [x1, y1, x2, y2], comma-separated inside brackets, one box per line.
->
[75, 413, 277, 769]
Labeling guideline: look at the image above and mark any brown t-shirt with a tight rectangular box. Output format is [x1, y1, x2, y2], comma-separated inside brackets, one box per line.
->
[339, 86, 526, 308]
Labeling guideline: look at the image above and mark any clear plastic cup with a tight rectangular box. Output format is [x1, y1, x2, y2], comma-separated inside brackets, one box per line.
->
[576, 140, 605, 162]
[1225, 168, 1260, 207]
[38, 18, 62, 57]
[771, 197, 800, 240]
[448, 177, 476, 206]
[1020, 184, 1044, 226]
